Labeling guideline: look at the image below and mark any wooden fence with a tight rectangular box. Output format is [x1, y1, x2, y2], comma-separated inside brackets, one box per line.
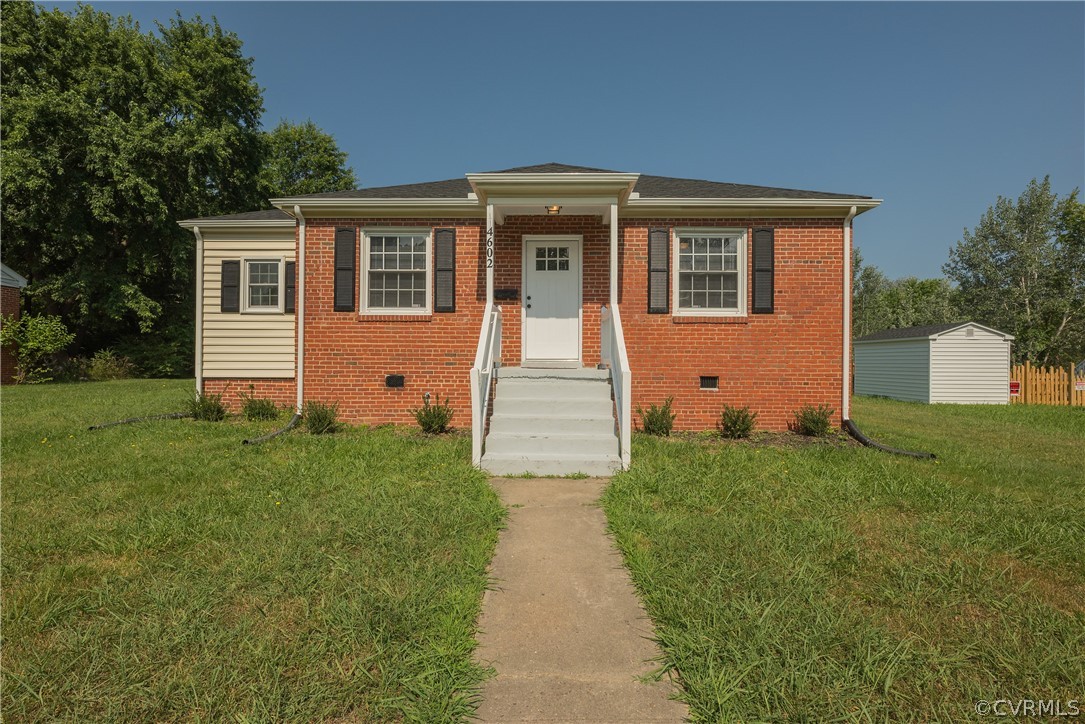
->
[1010, 362, 1085, 406]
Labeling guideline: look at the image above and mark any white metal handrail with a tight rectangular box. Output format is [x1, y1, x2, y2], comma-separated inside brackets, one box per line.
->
[470, 301, 503, 466]
[600, 304, 632, 469]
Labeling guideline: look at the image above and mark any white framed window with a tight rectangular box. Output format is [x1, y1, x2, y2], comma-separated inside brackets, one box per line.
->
[362, 229, 432, 314]
[242, 258, 285, 313]
[673, 228, 747, 316]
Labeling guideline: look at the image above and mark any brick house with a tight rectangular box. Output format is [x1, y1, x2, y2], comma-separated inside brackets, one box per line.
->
[1, 262, 28, 384]
[180, 163, 880, 474]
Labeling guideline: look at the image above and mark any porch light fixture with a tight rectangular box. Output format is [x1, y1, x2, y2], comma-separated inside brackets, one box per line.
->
[546, 205, 561, 215]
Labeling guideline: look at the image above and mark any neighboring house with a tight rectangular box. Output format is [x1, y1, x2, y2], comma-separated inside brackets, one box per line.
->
[854, 322, 1013, 404]
[1, 262, 28, 385]
[180, 163, 880, 473]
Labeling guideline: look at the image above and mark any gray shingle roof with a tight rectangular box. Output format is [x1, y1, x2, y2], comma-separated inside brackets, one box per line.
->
[182, 209, 294, 223]
[297, 177, 473, 200]
[487, 163, 626, 174]
[1, 262, 28, 288]
[634, 174, 868, 200]
[855, 322, 972, 342]
[286, 162, 872, 201]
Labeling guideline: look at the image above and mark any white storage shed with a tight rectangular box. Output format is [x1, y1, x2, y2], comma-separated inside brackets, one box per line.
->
[854, 322, 1014, 404]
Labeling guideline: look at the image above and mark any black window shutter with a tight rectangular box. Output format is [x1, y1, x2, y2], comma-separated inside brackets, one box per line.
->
[752, 227, 775, 314]
[334, 227, 356, 312]
[647, 227, 669, 314]
[433, 228, 456, 312]
[284, 261, 296, 313]
[221, 260, 240, 313]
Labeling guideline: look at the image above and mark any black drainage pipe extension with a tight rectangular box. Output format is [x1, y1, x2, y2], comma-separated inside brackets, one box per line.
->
[88, 412, 193, 431]
[242, 413, 301, 446]
[844, 419, 937, 460]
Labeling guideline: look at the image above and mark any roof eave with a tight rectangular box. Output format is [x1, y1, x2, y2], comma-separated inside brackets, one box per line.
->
[855, 322, 1016, 343]
[177, 219, 297, 229]
[269, 197, 485, 218]
[626, 197, 881, 210]
[930, 322, 1015, 341]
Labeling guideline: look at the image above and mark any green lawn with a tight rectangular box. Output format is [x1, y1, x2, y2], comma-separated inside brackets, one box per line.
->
[603, 397, 1085, 721]
[1, 380, 504, 722]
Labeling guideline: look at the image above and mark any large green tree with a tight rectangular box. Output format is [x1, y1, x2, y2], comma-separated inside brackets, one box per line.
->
[1, 4, 265, 372]
[943, 177, 1085, 365]
[852, 250, 959, 338]
[259, 119, 356, 199]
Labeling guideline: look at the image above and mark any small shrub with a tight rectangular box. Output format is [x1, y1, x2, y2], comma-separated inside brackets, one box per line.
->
[304, 401, 340, 435]
[185, 390, 227, 422]
[412, 392, 454, 434]
[719, 404, 757, 439]
[793, 404, 835, 437]
[0, 314, 75, 383]
[86, 349, 134, 381]
[239, 386, 280, 421]
[637, 397, 676, 436]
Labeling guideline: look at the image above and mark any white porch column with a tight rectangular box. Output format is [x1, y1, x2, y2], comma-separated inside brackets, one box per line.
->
[486, 203, 495, 303]
[609, 202, 618, 305]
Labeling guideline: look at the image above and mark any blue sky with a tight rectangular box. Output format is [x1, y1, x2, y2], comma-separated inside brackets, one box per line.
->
[54, 2, 1084, 278]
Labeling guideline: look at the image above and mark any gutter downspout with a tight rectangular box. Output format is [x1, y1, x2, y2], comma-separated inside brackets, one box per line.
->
[193, 225, 204, 395]
[843, 205, 857, 422]
[294, 205, 306, 415]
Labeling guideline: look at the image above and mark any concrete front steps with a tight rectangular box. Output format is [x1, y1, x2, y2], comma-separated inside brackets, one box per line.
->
[481, 367, 622, 477]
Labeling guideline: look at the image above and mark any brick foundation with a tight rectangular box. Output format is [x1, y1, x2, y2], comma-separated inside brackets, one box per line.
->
[203, 378, 296, 413]
[1, 284, 22, 384]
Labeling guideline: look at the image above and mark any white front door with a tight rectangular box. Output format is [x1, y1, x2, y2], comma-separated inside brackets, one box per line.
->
[523, 238, 581, 364]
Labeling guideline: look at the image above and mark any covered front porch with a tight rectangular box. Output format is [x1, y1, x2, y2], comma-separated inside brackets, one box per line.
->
[468, 171, 636, 471]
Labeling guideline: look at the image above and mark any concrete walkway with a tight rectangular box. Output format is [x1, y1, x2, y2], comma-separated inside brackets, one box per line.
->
[474, 478, 687, 723]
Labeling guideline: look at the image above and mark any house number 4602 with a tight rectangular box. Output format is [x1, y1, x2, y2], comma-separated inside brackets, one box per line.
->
[485, 227, 495, 268]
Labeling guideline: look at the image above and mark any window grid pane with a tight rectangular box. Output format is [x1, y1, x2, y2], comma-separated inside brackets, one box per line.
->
[677, 235, 739, 311]
[247, 261, 279, 308]
[532, 246, 571, 273]
[368, 235, 428, 309]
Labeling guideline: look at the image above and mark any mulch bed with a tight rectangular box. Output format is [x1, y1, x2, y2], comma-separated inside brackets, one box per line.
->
[666, 429, 862, 450]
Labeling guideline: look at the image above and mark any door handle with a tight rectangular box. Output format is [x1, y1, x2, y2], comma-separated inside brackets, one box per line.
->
[526, 295, 532, 300]
[526, 304, 532, 309]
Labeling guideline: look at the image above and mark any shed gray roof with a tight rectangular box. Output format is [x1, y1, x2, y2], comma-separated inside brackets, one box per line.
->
[290, 162, 872, 201]
[1, 262, 27, 288]
[855, 322, 1012, 343]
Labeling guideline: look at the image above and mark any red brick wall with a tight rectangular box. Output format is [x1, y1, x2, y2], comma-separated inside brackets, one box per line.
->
[204, 378, 296, 412]
[618, 218, 847, 430]
[210, 214, 848, 431]
[1, 284, 22, 384]
[301, 218, 487, 426]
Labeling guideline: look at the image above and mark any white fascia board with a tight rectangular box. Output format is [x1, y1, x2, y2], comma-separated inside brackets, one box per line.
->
[177, 219, 296, 229]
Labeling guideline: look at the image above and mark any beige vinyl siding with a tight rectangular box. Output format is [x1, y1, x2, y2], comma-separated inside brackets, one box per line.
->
[929, 326, 1010, 404]
[201, 228, 295, 378]
[853, 339, 930, 402]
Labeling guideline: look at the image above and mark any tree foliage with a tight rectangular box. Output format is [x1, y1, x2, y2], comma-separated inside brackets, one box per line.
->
[1, 3, 265, 370]
[852, 250, 958, 338]
[0, 314, 75, 383]
[943, 177, 1084, 365]
[259, 119, 356, 199]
